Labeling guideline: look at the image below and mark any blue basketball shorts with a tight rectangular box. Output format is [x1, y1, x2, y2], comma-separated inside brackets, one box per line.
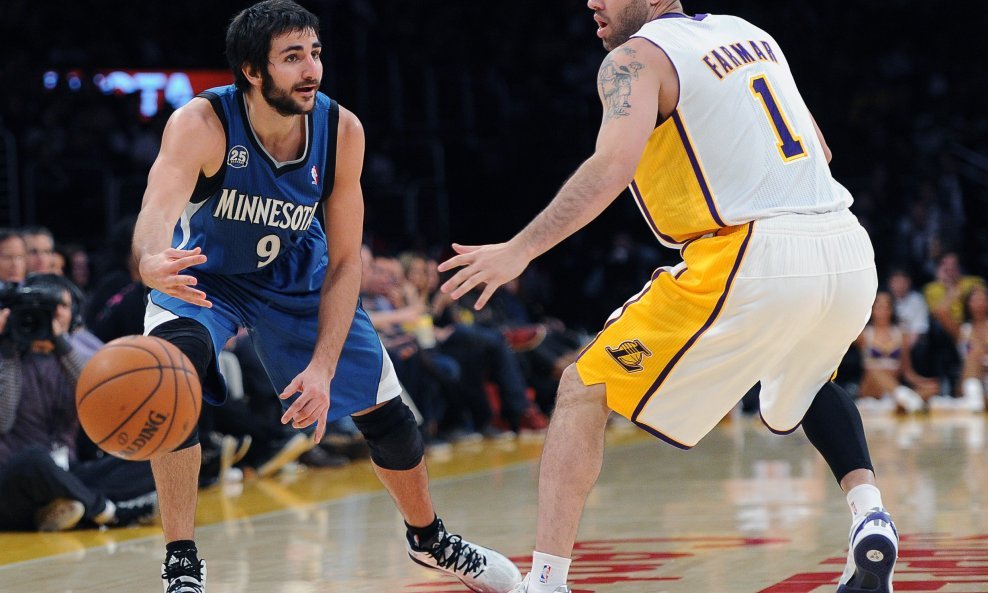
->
[144, 273, 401, 420]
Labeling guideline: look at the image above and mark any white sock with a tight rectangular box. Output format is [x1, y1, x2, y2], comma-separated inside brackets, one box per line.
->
[528, 551, 571, 593]
[963, 377, 985, 406]
[93, 500, 116, 525]
[846, 483, 884, 520]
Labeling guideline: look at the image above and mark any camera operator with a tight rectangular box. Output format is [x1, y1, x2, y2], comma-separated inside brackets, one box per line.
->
[0, 273, 156, 531]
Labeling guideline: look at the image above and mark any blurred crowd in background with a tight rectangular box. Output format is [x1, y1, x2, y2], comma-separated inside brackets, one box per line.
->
[0, 0, 986, 530]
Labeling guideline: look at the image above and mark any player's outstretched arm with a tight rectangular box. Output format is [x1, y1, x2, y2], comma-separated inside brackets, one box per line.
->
[279, 106, 366, 443]
[439, 38, 664, 309]
[134, 99, 222, 307]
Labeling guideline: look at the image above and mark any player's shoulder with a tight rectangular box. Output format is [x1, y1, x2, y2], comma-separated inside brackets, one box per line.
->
[167, 96, 225, 140]
[158, 96, 226, 163]
[332, 101, 363, 138]
[607, 35, 675, 74]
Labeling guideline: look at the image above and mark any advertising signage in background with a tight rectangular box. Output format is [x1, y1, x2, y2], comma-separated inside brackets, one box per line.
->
[43, 69, 233, 119]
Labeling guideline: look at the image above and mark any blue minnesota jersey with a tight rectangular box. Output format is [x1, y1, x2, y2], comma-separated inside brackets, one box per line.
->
[175, 85, 339, 288]
[148, 87, 400, 414]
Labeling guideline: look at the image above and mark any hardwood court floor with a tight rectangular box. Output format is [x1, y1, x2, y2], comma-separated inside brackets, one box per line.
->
[2, 412, 987, 593]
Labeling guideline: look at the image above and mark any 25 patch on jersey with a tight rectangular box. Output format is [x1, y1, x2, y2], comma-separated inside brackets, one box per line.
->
[228, 145, 249, 168]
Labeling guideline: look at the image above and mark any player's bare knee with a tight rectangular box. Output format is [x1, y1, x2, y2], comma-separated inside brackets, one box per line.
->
[557, 364, 608, 412]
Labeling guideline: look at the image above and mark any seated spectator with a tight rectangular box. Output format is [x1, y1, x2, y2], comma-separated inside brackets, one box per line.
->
[361, 247, 460, 445]
[59, 243, 92, 296]
[888, 266, 942, 381]
[0, 228, 27, 288]
[0, 274, 156, 531]
[855, 291, 938, 413]
[924, 253, 984, 391]
[934, 285, 988, 412]
[425, 264, 543, 436]
[87, 254, 145, 343]
[474, 276, 585, 417]
[888, 268, 929, 343]
[83, 216, 138, 329]
[925, 252, 986, 327]
[22, 226, 58, 275]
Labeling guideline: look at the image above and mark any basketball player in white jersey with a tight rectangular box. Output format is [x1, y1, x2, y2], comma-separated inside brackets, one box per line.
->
[440, 2, 898, 592]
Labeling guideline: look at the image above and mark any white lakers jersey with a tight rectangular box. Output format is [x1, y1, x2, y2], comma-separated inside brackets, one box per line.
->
[629, 13, 853, 246]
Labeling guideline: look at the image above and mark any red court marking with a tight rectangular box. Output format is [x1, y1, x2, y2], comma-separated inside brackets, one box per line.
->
[405, 536, 787, 592]
[759, 533, 988, 593]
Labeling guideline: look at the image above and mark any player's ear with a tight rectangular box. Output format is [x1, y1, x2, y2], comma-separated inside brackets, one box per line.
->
[242, 63, 263, 88]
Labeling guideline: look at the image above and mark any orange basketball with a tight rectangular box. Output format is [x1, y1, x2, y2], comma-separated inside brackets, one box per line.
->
[76, 335, 201, 461]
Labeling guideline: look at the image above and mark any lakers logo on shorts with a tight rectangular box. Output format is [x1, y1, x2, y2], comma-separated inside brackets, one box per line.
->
[605, 339, 652, 373]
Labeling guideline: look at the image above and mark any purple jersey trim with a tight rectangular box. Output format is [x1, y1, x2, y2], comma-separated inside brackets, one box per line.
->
[631, 222, 754, 422]
[671, 111, 726, 227]
[576, 267, 669, 361]
[632, 421, 693, 450]
[760, 409, 801, 435]
[630, 181, 680, 244]
[655, 12, 709, 21]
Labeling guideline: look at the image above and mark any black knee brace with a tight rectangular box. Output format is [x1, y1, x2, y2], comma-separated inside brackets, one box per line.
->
[801, 382, 874, 483]
[149, 318, 215, 451]
[352, 398, 424, 471]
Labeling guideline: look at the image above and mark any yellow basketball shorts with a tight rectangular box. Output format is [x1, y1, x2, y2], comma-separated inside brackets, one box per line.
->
[576, 210, 877, 448]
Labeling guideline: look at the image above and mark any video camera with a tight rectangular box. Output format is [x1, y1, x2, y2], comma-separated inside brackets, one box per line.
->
[0, 283, 63, 346]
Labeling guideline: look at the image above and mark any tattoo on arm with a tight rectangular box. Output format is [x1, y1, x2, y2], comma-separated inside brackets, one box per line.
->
[598, 47, 644, 121]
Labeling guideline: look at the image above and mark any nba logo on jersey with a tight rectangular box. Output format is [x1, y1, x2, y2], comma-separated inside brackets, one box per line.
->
[539, 564, 551, 584]
[310, 165, 319, 186]
[227, 145, 249, 168]
[605, 339, 652, 373]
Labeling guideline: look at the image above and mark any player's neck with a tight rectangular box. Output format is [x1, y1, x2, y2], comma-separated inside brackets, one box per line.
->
[653, 1, 685, 20]
[243, 91, 304, 145]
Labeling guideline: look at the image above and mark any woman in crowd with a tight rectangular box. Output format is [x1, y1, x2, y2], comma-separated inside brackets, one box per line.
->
[857, 292, 939, 412]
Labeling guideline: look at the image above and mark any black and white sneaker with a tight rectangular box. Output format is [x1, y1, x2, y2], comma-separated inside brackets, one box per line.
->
[407, 519, 521, 593]
[837, 507, 898, 593]
[113, 492, 158, 526]
[161, 548, 207, 593]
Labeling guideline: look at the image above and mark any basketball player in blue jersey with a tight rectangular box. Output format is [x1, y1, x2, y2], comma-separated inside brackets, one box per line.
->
[441, 1, 898, 592]
[133, 2, 520, 592]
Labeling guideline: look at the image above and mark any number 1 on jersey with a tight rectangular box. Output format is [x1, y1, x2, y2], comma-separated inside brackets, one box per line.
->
[749, 75, 808, 162]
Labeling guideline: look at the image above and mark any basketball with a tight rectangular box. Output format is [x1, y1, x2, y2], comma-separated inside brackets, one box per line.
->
[76, 335, 201, 461]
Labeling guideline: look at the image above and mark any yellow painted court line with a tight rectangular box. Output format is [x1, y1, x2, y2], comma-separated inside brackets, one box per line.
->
[0, 429, 648, 566]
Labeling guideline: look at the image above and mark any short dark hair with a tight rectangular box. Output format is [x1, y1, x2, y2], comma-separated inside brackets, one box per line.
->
[21, 226, 53, 240]
[226, 0, 320, 91]
[0, 228, 23, 245]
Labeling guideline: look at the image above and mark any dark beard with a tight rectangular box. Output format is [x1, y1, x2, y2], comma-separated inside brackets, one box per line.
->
[604, 1, 650, 50]
[260, 72, 314, 116]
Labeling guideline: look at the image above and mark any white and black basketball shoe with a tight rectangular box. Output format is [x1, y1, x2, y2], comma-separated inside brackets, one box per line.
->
[161, 548, 206, 593]
[837, 507, 898, 593]
[407, 518, 521, 593]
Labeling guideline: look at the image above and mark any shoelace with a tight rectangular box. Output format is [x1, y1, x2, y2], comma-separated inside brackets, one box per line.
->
[425, 533, 487, 577]
[162, 554, 204, 593]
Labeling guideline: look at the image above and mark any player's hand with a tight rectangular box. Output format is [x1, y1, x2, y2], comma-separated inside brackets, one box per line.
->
[0, 308, 9, 335]
[279, 365, 332, 443]
[437, 241, 529, 309]
[139, 247, 212, 308]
